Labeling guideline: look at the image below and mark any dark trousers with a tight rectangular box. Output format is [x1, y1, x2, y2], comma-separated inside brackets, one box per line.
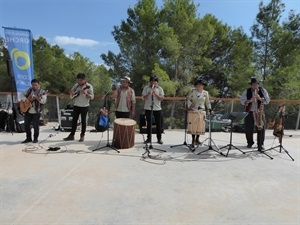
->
[115, 111, 130, 119]
[24, 112, 40, 140]
[192, 135, 200, 141]
[70, 106, 89, 136]
[244, 111, 265, 146]
[145, 110, 162, 141]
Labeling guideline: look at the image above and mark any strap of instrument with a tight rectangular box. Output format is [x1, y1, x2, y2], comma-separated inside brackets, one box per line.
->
[25, 88, 32, 98]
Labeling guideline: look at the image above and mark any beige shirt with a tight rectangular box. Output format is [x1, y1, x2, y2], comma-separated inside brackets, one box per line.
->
[142, 85, 164, 111]
[188, 90, 211, 111]
[116, 88, 136, 112]
[71, 82, 94, 107]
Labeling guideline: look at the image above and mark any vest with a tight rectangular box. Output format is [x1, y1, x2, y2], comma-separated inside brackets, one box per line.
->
[115, 87, 133, 110]
[245, 87, 264, 112]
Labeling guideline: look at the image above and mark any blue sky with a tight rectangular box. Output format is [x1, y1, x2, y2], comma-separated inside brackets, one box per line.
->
[1, 0, 299, 65]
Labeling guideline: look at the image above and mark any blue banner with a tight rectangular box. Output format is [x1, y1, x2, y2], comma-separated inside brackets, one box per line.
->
[3, 27, 34, 101]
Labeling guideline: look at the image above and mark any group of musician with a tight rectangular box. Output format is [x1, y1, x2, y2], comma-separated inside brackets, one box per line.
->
[20, 73, 271, 151]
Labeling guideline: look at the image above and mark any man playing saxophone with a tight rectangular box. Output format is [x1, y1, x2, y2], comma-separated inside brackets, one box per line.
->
[241, 78, 270, 149]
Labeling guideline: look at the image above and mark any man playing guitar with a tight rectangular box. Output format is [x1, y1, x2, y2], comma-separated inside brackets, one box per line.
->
[63, 73, 94, 142]
[20, 79, 47, 143]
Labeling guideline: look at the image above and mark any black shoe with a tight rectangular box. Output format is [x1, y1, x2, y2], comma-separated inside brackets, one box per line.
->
[33, 139, 38, 143]
[258, 145, 265, 151]
[247, 144, 253, 148]
[63, 135, 75, 141]
[257, 144, 264, 150]
[157, 140, 163, 144]
[79, 135, 85, 142]
[144, 139, 151, 144]
[22, 139, 32, 144]
[190, 145, 195, 151]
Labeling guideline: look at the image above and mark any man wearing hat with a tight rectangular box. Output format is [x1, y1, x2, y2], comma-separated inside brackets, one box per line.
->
[142, 75, 165, 144]
[188, 78, 212, 148]
[241, 77, 270, 149]
[114, 76, 136, 119]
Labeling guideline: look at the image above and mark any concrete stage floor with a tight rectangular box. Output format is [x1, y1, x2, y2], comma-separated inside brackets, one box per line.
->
[1, 122, 299, 225]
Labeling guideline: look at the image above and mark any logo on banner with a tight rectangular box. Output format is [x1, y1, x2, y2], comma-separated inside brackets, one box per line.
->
[11, 48, 30, 70]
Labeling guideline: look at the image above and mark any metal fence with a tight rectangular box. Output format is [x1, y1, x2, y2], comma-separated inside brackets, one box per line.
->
[1, 92, 300, 130]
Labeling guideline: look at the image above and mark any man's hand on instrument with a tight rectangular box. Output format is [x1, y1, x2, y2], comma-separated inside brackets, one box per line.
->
[246, 98, 254, 105]
[254, 93, 261, 99]
[256, 95, 264, 101]
[149, 89, 154, 95]
[81, 89, 87, 95]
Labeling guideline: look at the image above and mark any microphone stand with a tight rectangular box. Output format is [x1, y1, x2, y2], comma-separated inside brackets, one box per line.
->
[170, 95, 192, 150]
[197, 110, 225, 156]
[144, 87, 165, 154]
[93, 91, 119, 153]
[6, 58, 16, 134]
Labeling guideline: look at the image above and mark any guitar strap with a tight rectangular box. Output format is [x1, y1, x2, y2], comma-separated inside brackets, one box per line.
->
[25, 88, 32, 98]
[73, 82, 89, 97]
[73, 84, 80, 92]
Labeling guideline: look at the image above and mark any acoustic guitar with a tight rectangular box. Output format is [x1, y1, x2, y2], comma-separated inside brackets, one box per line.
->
[70, 85, 90, 100]
[268, 104, 284, 128]
[19, 90, 48, 113]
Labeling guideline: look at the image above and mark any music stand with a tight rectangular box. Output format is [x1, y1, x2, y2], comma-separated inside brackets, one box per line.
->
[93, 91, 119, 153]
[220, 112, 247, 157]
[264, 114, 294, 161]
[197, 111, 225, 156]
[170, 96, 192, 151]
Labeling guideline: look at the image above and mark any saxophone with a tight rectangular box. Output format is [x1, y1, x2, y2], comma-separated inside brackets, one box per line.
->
[253, 89, 264, 130]
[255, 104, 265, 130]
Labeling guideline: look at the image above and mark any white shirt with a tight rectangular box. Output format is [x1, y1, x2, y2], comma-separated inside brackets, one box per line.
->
[142, 85, 164, 111]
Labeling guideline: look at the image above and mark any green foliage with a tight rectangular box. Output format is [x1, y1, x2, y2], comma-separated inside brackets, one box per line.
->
[0, 36, 111, 95]
[1, 0, 299, 109]
[251, 0, 300, 100]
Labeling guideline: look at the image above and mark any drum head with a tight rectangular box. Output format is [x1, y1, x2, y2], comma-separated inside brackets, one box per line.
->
[114, 118, 136, 126]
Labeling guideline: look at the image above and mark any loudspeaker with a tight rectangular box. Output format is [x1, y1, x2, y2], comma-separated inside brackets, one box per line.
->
[60, 109, 74, 130]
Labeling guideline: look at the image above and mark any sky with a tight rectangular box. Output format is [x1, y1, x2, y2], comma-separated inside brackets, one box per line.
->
[1, 0, 299, 65]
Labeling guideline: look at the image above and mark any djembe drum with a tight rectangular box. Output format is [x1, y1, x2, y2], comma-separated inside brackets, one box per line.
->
[187, 110, 206, 135]
[113, 118, 136, 149]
